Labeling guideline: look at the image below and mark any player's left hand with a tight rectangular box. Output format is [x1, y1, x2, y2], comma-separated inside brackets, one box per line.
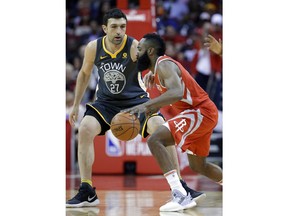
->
[121, 104, 147, 118]
[122, 104, 159, 118]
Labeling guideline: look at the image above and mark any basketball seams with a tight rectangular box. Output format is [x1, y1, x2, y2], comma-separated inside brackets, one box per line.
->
[111, 127, 139, 138]
[128, 128, 138, 140]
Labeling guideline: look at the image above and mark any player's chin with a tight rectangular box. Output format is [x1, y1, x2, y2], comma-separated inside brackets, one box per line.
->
[114, 37, 122, 44]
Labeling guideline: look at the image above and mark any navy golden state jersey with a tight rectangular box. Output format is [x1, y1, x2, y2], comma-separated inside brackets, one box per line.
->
[94, 35, 148, 107]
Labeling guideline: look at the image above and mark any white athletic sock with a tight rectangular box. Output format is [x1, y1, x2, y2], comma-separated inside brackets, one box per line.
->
[164, 170, 187, 195]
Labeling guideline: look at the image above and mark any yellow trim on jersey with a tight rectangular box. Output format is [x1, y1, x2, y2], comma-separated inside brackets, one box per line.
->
[102, 34, 128, 59]
[86, 104, 111, 126]
[138, 72, 147, 92]
[141, 113, 165, 137]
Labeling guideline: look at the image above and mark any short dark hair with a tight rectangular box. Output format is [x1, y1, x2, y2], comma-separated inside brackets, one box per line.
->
[103, 8, 127, 25]
[143, 33, 166, 56]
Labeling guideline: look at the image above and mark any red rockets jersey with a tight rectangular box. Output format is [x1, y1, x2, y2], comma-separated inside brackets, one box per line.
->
[153, 55, 218, 156]
[153, 55, 211, 114]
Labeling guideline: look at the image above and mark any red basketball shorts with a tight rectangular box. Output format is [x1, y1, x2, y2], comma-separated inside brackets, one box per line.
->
[163, 103, 218, 157]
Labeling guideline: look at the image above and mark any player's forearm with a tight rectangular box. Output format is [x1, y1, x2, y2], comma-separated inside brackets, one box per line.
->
[73, 71, 91, 106]
[145, 89, 182, 110]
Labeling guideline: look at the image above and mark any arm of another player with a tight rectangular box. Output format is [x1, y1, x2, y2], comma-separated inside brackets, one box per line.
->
[204, 34, 222, 56]
[123, 61, 183, 117]
[69, 40, 97, 127]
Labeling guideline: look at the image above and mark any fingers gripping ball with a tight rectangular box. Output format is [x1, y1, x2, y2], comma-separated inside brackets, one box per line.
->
[110, 112, 140, 141]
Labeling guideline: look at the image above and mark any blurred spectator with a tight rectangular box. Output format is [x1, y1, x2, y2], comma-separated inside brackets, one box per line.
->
[166, 0, 190, 22]
[190, 28, 222, 110]
[204, 34, 222, 56]
[66, 62, 77, 91]
[87, 20, 103, 42]
[210, 13, 222, 46]
[74, 15, 92, 38]
[77, 0, 91, 17]
[156, 1, 180, 35]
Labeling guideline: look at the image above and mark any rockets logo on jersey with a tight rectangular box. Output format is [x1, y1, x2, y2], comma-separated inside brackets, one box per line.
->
[174, 119, 187, 132]
[101, 62, 127, 94]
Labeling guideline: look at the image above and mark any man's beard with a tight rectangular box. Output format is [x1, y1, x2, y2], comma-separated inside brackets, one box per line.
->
[137, 51, 151, 71]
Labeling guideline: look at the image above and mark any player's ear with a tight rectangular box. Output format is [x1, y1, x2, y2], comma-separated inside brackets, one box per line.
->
[102, 25, 107, 34]
[147, 47, 154, 55]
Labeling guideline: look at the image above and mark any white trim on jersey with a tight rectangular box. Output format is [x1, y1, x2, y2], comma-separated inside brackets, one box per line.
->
[180, 80, 193, 105]
[169, 109, 203, 149]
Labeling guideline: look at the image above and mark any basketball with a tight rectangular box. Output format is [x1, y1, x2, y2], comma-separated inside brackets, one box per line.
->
[110, 112, 140, 141]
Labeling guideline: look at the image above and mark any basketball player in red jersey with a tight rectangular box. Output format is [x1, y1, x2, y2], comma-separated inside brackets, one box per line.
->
[124, 33, 223, 212]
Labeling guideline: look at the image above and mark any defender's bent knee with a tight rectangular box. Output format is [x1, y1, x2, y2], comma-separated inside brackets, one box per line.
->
[78, 116, 101, 141]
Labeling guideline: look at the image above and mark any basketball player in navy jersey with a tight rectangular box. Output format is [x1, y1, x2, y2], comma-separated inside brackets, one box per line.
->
[66, 8, 204, 208]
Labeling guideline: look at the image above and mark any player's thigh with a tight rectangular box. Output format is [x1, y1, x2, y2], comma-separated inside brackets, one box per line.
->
[79, 115, 102, 138]
[146, 115, 165, 135]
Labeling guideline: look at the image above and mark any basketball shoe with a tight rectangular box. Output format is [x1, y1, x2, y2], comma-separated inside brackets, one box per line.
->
[66, 207, 100, 215]
[159, 209, 199, 216]
[159, 189, 196, 212]
[66, 182, 100, 208]
[180, 179, 206, 204]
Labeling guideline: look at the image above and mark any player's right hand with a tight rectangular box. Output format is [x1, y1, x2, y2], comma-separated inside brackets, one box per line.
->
[69, 106, 79, 127]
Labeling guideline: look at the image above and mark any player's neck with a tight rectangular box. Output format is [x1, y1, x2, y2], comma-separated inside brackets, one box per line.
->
[149, 57, 158, 73]
[149, 64, 156, 74]
[104, 37, 123, 54]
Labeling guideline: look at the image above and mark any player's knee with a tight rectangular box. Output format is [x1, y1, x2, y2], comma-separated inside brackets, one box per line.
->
[147, 116, 165, 134]
[147, 133, 161, 148]
[78, 122, 96, 140]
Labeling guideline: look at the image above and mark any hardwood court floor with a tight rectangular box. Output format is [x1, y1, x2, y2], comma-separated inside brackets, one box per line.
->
[66, 174, 222, 216]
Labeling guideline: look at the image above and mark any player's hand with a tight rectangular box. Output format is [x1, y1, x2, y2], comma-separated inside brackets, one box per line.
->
[121, 104, 146, 118]
[143, 71, 155, 89]
[122, 104, 159, 118]
[69, 106, 79, 127]
[204, 34, 222, 56]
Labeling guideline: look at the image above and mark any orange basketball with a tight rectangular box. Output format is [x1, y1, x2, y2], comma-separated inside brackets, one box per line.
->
[110, 112, 140, 141]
